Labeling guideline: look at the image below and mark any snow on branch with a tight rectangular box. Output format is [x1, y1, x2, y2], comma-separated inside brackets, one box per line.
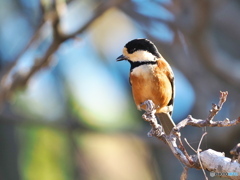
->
[142, 91, 240, 180]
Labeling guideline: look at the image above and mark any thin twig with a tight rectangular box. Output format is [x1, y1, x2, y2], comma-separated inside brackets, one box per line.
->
[207, 91, 228, 121]
[184, 138, 197, 153]
[197, 132, 208, 180]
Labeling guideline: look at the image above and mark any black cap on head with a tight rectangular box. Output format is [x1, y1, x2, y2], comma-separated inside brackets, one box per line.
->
[124, 39, 161, 58]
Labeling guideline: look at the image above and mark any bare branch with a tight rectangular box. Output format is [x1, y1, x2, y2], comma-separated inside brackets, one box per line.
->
[176, 115, 240, 130]
[207, 91, 228, 121]
[175, 91, 240, 131]
[142, 92, 240, 179]
[142, 101, 196, 168]
[142, 100, 165, 142]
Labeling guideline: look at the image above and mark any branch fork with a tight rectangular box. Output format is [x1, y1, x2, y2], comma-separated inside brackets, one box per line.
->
[142, 91, 240, 180]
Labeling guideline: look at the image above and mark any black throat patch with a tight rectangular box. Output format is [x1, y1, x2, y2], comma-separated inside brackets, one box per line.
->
[129, 61, 157, 72]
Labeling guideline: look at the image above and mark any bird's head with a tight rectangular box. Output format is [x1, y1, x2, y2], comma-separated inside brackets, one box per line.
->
[116, 39, 161, 63]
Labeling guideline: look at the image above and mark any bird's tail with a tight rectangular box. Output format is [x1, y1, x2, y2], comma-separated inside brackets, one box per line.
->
[155, 113, 176, 135]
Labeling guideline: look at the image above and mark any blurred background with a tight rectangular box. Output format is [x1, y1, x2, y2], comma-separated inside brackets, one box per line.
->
[0, 0, 239, 179]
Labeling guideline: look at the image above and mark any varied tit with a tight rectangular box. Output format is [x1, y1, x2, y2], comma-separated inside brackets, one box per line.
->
[117, 38, 175, 135]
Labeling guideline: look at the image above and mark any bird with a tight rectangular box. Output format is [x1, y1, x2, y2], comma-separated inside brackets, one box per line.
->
[116, 38, 175, 135]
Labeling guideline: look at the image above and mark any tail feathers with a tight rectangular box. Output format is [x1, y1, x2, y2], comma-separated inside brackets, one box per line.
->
[155, 113, 176, 135]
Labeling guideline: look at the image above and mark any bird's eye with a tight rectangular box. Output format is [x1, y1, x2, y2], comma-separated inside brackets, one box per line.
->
[129, 48, 136, 54]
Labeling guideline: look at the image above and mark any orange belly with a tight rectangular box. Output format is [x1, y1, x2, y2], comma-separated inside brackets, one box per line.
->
[130, 66, 172, 113]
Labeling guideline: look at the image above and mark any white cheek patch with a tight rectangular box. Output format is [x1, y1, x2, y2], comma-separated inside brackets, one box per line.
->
[123, 49, 156, 62]
[129, 50, 156, 62]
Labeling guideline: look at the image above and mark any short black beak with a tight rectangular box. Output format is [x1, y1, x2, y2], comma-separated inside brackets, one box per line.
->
[116, 55, 127, 61]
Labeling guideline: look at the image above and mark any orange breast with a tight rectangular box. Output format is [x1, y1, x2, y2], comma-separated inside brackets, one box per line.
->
[130, 61, 173, 113]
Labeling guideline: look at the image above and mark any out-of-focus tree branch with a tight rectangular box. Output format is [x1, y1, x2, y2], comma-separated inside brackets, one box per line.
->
[0, 0, 128, 106]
